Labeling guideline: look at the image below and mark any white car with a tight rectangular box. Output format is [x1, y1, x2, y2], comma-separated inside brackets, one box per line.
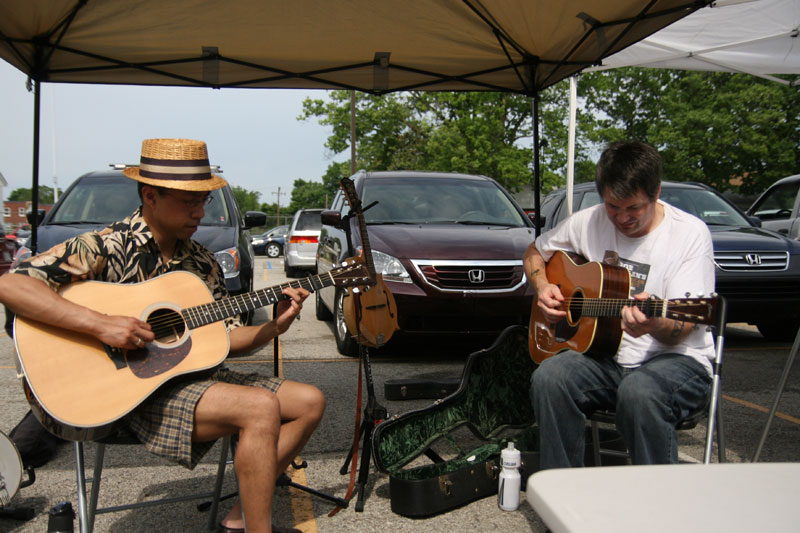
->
[284, 208, 323, 277]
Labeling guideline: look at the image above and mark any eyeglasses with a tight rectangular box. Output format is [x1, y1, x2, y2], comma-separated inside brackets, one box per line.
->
[165, 192, 214, 208]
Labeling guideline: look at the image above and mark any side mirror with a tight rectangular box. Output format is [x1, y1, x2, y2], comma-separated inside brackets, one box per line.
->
[243, 211, 267, 229]
[748, 215, 762, 228]
[320, 210, 342, 226]
[27, 209, 46, 226]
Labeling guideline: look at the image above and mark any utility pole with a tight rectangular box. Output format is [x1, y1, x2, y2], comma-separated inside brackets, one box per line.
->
[273, 187, 285, 225]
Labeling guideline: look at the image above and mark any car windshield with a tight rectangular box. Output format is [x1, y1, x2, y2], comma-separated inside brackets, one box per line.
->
[577, 187, 750, 226]
[49, 175, 230, 226]
[360, 176, 527, 226]
[749, 181, 799, 220]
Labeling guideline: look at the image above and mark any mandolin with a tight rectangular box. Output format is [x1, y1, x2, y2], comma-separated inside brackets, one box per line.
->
[339, 176, 399, 348]
[529, 250, 718, 363]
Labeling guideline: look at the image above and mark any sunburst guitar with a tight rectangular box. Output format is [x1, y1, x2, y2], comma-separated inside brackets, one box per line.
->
[13, 262, 370, 439]
[528, 250, 717, 363]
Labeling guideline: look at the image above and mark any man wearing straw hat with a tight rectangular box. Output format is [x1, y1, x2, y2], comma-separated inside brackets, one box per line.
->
[0, 138, 323, 533]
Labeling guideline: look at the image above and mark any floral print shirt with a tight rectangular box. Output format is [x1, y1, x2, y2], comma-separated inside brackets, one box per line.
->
[12, 207, 241, 331]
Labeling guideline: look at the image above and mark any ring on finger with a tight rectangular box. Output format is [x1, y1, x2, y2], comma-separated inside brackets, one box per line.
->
[135, 337, 144, 347]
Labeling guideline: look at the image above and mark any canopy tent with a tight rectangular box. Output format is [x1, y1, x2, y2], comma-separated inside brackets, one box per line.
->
[563, 0, 800, 217]
[0, 0, 709, 246]
[590, 0, 800, 86]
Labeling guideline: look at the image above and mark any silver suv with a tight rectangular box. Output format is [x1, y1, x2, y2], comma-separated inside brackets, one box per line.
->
[284, 208, 323, 277]
[747, 174, 800, 240]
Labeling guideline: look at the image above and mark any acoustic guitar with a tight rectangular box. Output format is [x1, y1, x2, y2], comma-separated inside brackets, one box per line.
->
[339, 176, 399, 348]
[13, 262, 370, 438]
[528, 250, 717, 363]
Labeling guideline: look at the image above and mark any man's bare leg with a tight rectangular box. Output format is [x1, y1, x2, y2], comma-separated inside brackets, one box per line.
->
[219, 380, 326, 531]
[194, 382, 282, 533]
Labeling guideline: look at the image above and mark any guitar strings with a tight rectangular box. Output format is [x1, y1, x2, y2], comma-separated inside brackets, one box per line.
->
[140, 268, 363, 336]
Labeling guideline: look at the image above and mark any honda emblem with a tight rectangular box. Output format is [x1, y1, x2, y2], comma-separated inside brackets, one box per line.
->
[745, 253, 762, 266]
[468, 269, 485, 283]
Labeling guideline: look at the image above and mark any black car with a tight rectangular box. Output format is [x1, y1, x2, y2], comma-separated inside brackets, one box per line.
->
[251, 224, 288, 257]
[16, 168, 266, 324]
[316, 170, 536, 355]
[539, 180, 800, 340]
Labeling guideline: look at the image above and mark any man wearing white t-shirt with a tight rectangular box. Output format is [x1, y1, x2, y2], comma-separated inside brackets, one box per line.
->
[524, 140, 715, 467]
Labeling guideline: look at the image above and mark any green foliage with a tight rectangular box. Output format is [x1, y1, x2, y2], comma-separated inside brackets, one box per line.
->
[8, 185, 62, 204]
[288, 178, 329, 211]
[299, 88, 598, 194]
[581, 69, 800, 195]
[231, 185, 261, 213]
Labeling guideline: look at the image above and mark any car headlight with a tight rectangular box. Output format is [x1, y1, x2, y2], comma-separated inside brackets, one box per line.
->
[214, 247, 240, 278]
[251, 238, 265, 245]
[368, 249, 412, 283]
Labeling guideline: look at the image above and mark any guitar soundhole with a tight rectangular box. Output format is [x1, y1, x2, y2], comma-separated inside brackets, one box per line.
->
[567, 290, 583, 324]
[146, 308, 186, 344]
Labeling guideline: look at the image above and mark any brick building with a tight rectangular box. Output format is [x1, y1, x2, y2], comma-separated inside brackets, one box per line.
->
[3, 201, 53, 230]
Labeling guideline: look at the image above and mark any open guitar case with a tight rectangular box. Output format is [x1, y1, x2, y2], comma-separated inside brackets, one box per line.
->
[371, 324, 626, 518]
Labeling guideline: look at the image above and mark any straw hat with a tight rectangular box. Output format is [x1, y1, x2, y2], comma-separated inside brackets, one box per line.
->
[122, 138, 227, 191]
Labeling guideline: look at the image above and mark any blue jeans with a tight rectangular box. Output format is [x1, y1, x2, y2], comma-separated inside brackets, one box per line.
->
[530, 351, 711, 468]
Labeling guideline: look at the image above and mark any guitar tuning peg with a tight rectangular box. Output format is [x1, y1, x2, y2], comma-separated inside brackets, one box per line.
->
[685, 292, 691, 298]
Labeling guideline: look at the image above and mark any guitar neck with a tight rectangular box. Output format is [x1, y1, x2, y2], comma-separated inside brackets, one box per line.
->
[182, 272, 334, 329]
[573, 297, 666, 318]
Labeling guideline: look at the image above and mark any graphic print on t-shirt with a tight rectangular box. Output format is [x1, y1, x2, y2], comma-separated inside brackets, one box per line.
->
[602, 251, 650, 295]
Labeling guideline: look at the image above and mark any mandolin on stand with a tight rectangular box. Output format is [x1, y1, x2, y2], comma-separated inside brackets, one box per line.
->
[339, 177, 399, 348]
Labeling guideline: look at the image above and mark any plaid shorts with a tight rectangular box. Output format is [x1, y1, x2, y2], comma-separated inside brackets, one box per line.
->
[126, 366, 283, 469]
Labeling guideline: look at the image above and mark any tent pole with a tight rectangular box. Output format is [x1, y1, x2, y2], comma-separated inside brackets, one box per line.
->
[566, 75, 577, 217]
[30, 78, 41, 254]
[532, 92, 541, 236]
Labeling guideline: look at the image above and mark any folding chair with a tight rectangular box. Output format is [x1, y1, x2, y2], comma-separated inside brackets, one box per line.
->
[589, 295, 728, 465]
[73, 433, 232, 533]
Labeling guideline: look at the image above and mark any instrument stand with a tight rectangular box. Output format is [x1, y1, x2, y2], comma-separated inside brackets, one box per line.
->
[338, 343, 388, 512]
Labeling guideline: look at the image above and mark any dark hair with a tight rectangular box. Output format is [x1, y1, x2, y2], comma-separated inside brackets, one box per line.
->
[595, 140, 662, 202]
[137, 182, 169, 201]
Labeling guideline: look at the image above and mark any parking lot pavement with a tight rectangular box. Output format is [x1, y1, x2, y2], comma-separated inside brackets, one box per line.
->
[1, 256, 798, 532]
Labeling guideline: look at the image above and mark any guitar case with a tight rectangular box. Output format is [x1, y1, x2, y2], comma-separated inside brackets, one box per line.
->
[371, 325, 626, 518]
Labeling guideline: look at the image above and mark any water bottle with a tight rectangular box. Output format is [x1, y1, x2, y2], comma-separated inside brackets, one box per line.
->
[498, 441, 521, 511]
[47, 501, 75, 533]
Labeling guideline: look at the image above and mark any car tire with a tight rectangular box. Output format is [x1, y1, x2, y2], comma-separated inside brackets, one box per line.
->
[316, 289, 333, 321]
[334, 288, 359, 356]
[266, 243, 282, 258]
[284, 258, 297, 278]
[756, 319, 800, 342]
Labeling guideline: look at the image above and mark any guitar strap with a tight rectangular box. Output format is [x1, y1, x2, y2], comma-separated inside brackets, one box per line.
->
[328, 355, 362, 517]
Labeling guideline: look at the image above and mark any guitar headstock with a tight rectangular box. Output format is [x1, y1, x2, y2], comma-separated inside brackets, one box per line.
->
[340, 177, 362, 215]
[665, 297, 718, 325]
[329, 257, 372, 288]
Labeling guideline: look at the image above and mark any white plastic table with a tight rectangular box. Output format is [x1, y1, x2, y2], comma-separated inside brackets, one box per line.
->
[527, 463, 800, 533]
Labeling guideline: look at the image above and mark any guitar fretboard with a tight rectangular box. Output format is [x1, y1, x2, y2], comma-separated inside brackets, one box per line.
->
[568, 297, 665, 318]
[182, 272, 334, 329]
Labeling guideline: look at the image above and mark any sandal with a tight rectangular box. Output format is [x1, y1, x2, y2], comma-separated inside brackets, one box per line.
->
[218, 522, 301, 533]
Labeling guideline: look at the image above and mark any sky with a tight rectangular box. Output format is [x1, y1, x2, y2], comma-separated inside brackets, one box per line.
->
[0, 59, 341, 207]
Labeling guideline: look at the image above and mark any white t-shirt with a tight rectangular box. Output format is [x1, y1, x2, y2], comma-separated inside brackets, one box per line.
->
[535, 200, 715, 375]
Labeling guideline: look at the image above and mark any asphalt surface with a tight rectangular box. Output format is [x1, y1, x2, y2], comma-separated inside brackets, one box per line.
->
[1, 256, 798, 532]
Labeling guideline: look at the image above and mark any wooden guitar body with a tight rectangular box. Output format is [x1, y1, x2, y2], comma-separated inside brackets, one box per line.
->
[528, 250, 717, 363]
[14, 272, 229, 436]
[342, 273, 399, 348]
[529, 251, 630, 363]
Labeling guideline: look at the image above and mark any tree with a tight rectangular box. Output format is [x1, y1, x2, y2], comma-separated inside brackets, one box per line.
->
[8, 185, 62, 204]
[287, 178, 329, 212]
[231, 186, 261, 213]
[580, 68, 800, 194]
[299, 88, 598, 195]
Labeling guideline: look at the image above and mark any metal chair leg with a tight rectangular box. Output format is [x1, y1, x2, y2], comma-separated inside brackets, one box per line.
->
[73, 441, 91, 533]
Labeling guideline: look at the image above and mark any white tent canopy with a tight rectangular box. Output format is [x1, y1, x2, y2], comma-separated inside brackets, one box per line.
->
[589, 0, 800, 86]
